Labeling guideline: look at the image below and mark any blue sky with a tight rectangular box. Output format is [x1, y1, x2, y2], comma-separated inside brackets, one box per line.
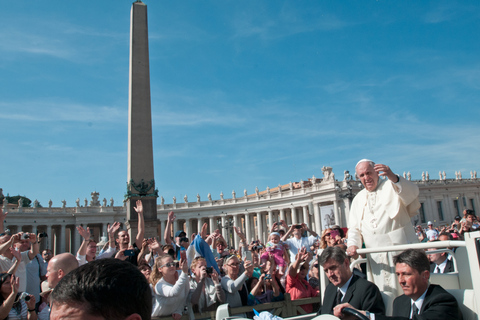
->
[1, 1, 479, 207]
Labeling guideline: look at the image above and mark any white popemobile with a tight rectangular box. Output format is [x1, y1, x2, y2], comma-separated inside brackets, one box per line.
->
[216, 231, 480, 320]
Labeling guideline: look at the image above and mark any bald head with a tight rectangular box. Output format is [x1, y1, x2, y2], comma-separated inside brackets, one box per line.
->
[47, 253, 78, 289]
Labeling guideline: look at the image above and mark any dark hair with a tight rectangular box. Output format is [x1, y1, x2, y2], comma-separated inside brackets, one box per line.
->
[439, 232, 453, 240]
[318, 246, 348, 267]
[51, 259, 152, 320]
[0, 273, 11, 305]
[465, 210, 475, 217]
[393, 249, 430, 274]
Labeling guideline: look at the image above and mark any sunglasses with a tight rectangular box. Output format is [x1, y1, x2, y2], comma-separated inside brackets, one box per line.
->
[325, 233, 331, 237]
[227, 262, 240, 267]
[160, 262, 176, 268]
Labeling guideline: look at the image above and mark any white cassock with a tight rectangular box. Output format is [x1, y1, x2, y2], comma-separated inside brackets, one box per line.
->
[347, 176, 420, 294]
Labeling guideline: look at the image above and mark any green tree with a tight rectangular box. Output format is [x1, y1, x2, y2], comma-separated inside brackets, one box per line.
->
[5, 195, 33, 207]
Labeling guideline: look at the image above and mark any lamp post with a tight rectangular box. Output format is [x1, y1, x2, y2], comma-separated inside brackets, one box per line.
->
[335, 181, 363, 204]
[218, 212, 234, 248]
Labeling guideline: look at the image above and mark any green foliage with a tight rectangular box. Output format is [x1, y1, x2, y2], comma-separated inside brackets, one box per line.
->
[4, 195, 33, 207]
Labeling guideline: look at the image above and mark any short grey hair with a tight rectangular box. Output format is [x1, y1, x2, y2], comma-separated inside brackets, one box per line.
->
[318, 246, 348, 267]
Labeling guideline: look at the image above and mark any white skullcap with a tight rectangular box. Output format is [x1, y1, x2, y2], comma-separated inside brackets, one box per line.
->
[355, 159, 375, 168]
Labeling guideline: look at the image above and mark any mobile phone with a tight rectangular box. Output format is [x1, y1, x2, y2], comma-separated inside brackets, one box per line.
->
[245, 250, 252, 261]
[124, 249, 134, 256]
[206, 267, 213, 274]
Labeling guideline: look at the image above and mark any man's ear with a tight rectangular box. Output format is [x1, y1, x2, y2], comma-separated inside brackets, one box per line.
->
[422, 270, 430, 281]
[124, 313, 142, 320]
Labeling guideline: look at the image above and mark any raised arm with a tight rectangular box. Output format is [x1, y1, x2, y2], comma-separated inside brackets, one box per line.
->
[163, 211, 175, 245]
[8, 248, 21, 275]
[27, 233, 40, 261]
[108, 222, 121, 249]
[76, 226, 91, 259]
[302, 223, 318, 238]
[0, 275, 19, 320]
[281, 224, 295, 242]
[0, 234, 17, 256]
[134, 200, 145, 249]
[289, 247, 308, 279]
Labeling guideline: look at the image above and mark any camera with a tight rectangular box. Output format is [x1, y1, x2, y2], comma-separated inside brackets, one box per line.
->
[18, 292, 31, 302]
[206, 267, 213, 275]
[124, 250, 134, 256]
[294, 225, 303, 229]
[39, 232, 48, 238]
[22, 233, 30, 240]
[265, 274, 272, 280]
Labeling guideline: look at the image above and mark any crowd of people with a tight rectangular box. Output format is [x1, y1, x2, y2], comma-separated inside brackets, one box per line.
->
[0, 160, 476, 320]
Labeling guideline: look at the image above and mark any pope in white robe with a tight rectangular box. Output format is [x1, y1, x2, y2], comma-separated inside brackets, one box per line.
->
[347, 160, 420, 294]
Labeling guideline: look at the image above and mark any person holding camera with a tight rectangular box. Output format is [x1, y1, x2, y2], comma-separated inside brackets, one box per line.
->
[0, 232, 39, 294]
[281, 221, 319, 263]
[189, 257, 225, 313]
[0, 249, 37, 320]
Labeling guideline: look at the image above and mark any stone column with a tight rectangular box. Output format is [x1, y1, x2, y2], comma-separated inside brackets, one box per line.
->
[245, 213, 252, 243]
[176, 220, 183, 233]
[59, 224, 66, 254]
[102, 223, 108, 240]
[302, 205, 309, 226]
[186, 219, 193, 238]
[279, 208, 286, 223]
[291, 207, 297, 225]
[268, 210, 274, 232]
[126, 1, 157, 240]
[313, 202, 321, 233]
[333, 201, 340, 226]
[47, 225, 53, 250]
[197, 219, 203, 236]
[221, 216, 227, 239]
[74, 226, 81, 254]
[256, 212, 263, 243]
[233, 215, 241, 246]
[159, 219, 165, 240]
[209, 217, 215, 234]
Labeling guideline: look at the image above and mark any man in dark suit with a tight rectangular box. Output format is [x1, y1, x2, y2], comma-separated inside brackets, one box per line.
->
[317, 246, 385, 315]
[335, 249, 463, 320]
[427, 245, 454, 274]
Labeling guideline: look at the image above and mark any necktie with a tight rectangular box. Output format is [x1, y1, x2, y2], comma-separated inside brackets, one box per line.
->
[411, 303, 419, 319]
[335, 290, 343, 306]
[435, 266, 441, 273]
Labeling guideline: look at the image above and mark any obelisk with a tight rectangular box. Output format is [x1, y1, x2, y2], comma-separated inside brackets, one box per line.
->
[126, 0, 158, 239]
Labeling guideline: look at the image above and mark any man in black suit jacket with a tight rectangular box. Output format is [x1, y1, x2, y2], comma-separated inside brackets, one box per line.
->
[335, 249, 463, 320]
[427, 241, 455, 273]
[317, 246, 385, 315]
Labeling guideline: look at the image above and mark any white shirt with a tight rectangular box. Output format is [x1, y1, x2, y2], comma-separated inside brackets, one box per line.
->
[0, 251, 32, 292]
[284, 235, 318, 262]
[433, 258, 448, 273]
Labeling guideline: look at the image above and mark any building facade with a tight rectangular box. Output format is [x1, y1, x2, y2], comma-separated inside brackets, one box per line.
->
[2, 168, 479, 254]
